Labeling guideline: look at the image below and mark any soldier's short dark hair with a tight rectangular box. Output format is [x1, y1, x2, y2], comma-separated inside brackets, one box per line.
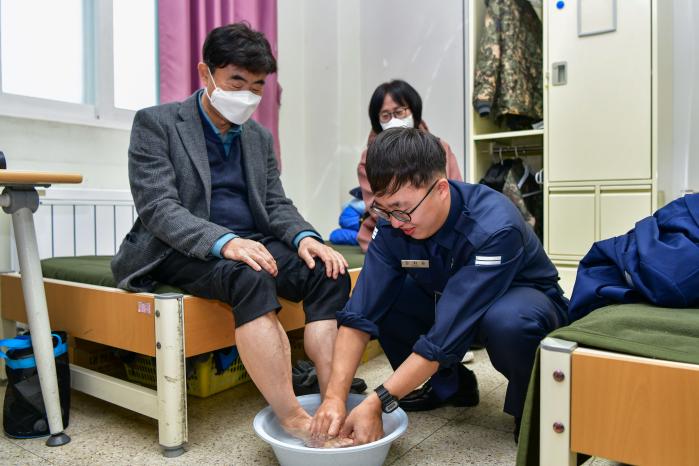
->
[366, 128, 446, 197]
[368, 80, 423, 134]
[203, 22, 277, 74]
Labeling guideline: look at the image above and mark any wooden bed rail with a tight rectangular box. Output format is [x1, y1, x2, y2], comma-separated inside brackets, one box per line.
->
[570, 348, 699, 465]
[0, 269, 361, 357]
[540, 338, 699, 466]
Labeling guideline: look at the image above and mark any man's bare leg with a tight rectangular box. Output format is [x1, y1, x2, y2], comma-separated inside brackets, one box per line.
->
[236, 311, 311, 437]
[236, 312, 350, 447]
[303, 319, 338, 396]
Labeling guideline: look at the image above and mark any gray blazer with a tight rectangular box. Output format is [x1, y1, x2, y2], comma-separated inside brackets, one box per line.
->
[111, 92, 317, 291]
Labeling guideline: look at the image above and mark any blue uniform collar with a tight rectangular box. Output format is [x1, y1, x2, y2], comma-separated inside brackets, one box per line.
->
[377, 181, 488, 251]
[431, 182, 464, 249]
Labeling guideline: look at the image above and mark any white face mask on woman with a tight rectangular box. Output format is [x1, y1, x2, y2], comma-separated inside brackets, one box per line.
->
[380, 114, 414, 131]
[205, 67, 261, 125]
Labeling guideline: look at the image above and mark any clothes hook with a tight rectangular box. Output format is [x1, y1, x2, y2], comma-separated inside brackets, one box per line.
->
[535, 169, 544, 185]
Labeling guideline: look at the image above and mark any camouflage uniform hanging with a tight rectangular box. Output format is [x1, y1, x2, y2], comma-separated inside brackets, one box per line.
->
[472, 0, 543, 130]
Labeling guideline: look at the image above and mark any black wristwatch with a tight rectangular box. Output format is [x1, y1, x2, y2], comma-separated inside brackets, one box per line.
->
[374, 384, 399, 413]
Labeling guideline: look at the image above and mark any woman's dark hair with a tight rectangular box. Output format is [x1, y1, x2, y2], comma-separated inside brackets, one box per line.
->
[203, 22, 277, 74]
[366, 128, 446, 197]
[368, 80, 423, 134]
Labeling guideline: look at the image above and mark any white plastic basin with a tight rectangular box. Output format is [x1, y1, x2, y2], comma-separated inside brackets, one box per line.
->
[253, 393, 408, 466]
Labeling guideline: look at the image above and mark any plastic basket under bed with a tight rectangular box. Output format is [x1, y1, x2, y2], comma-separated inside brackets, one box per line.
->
[124, 353, 251, 398]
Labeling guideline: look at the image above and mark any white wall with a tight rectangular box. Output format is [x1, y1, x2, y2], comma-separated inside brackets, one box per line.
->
[0, 116, 130, 269]
[277, 0, 364, 238]
[276, 0, 308, 212]
[278, 0, 465, 238]
[0, 118, 130, 186]
[359, 0, 466, 175]
[672, 0, 699, 199]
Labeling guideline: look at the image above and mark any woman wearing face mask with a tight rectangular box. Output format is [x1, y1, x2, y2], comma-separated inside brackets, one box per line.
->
[357, 79, 463, 252]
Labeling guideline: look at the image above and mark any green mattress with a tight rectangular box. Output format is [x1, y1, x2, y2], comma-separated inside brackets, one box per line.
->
[40, 244, 365, 293]
[517, 303, 699, 466]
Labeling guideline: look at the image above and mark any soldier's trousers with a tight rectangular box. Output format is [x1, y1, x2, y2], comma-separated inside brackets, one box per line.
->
[377, 276, 568, 419]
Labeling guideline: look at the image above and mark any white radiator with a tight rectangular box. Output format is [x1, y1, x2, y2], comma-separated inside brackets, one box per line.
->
[9, 188, 136, 271]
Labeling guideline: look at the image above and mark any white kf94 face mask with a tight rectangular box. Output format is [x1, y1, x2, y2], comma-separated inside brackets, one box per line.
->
[205, 67, 261, 125]
[380, 114, 414, 131]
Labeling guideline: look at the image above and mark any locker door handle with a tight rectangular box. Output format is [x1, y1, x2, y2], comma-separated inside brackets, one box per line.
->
[552, 61, 567, 86]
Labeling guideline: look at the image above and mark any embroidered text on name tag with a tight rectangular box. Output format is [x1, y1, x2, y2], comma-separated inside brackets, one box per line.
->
[475, 255, 502, 266]
[401, 260, 430, 268]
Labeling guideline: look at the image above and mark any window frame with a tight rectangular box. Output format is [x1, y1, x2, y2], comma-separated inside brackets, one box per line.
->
[0, 0, 157, 130]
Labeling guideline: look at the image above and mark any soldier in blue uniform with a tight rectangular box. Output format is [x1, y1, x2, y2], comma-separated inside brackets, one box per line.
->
[309, 128, 569, 445]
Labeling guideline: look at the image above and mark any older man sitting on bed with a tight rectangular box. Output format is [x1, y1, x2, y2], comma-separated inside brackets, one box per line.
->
[111, 23, 350, 441]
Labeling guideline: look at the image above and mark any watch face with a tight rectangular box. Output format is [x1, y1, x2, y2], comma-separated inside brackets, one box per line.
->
[384, 400, 399, 413]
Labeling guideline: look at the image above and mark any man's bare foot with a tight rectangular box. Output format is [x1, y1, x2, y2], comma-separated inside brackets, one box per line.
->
[279, 408, 313, 442]
[305, 436, 354, 449]
[279, 408, 354, 448]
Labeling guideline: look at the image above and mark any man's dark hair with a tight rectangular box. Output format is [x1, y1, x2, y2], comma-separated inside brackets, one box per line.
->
[366, 128, 446, 197]
[202, 22, 277, 74]
[368, 80, 423, 134]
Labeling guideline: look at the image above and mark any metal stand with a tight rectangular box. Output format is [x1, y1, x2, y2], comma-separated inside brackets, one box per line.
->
[1, 187, 70, 446]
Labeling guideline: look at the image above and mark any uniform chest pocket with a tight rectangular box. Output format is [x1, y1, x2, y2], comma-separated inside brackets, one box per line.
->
[407, 268, 433, 290]
[407, 260, 451, 293]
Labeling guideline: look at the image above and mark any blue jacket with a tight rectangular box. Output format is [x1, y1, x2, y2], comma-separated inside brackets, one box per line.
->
[336, 181, 566, 366]
[569, 193, 699, 321]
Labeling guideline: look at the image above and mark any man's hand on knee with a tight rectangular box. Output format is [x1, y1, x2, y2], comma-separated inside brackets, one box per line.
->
[222, 237, 278, 276]
[298, 237, 348, 279]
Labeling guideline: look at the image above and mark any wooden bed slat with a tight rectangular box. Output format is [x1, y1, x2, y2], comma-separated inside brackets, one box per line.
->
[2, 275, 160, 355]
[570, 348, 699, 466]
[1, 269, 361, 358]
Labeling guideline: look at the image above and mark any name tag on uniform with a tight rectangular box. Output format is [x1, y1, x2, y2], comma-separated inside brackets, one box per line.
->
[401, 259, 430, 268]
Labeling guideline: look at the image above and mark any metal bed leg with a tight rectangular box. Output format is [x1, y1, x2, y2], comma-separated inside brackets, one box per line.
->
[540, 337, 577, 466]
[154, 294, 187, 457]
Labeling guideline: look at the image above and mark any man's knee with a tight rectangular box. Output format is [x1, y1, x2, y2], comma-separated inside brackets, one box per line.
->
[307, 259, 351, 296]
[236, 309, 278, 329]
[233, 265, 277, 292]
[225, 265, 279, 325]
[480, 289, 561, 348]
[335, 271, 351, 294]
[311, 258, 349, 282]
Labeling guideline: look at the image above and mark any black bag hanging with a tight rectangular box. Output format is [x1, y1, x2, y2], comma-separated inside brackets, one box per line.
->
[1, 332, 71, 438]
[480, 158, 543, 241]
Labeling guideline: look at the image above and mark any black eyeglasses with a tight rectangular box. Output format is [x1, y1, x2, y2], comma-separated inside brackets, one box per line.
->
[370, 180, 439, 223]
[378, 107, 410, 123]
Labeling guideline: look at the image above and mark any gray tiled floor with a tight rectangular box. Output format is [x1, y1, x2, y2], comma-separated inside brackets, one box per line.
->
[0, 350, 621, 465]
